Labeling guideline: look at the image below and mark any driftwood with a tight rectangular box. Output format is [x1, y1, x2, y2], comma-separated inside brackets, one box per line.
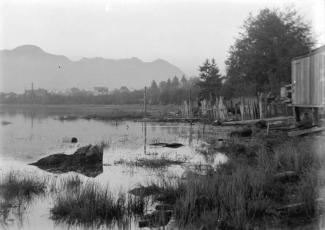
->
[273, 171, 299, 183]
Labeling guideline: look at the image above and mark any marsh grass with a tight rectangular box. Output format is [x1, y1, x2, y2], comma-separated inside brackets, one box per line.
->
[51, 182, 147, 225]
[174, 136, 322, 229]
[0, 171, 48, 227]
[0, 171, 47, 201]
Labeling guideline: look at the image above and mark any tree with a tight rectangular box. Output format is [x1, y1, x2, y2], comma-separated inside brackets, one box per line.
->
[224, 8, 314, 97]
[197, 59, 223, 101]
[171, 76, 180, 89]
[180, 75, 187, 86]
[149, 80, 159, 104]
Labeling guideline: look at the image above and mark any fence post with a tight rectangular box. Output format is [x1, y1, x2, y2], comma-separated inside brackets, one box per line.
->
[258, 93, 263, 119]
[240, 97, 244, 120]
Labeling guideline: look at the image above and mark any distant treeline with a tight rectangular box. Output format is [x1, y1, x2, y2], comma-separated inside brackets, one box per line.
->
[0, 8, 314, 106]
[0, 76, 201, 105]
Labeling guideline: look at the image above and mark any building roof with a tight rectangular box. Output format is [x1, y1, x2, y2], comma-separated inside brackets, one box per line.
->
[292, 45, 325, 61]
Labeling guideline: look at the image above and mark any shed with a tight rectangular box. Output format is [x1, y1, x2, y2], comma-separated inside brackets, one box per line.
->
[290, 45, 325, 124]
[291, 45, 325, 107]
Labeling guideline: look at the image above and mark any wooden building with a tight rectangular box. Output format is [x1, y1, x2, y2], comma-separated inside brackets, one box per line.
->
[291, 45, 325, 123]
[291, 45, 325, 107]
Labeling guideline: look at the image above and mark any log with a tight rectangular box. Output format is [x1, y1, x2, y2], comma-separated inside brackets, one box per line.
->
[288, 126, 325, 137]
[222, 116, 294, 126]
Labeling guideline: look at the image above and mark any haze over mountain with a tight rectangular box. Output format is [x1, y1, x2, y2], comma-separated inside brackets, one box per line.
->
[0, 45, 184, 93]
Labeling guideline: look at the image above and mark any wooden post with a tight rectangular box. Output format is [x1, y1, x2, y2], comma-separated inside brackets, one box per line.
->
[144, 87, 147, 119]
[240, 97, 244, 121]
[313, 107, 319, 126]
[258, 93, 263, 119]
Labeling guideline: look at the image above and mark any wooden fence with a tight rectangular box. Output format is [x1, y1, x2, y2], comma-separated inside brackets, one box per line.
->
[183, 94, 291, 121]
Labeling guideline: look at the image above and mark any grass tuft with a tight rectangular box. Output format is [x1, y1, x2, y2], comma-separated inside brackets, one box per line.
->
[0, 171, 47, 200]
[51, 182, 147, 225]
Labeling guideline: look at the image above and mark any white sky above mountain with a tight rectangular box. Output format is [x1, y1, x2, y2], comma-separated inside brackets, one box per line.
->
[0, 0, 324, 76]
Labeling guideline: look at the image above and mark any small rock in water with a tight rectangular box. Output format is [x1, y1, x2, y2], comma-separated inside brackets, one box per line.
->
[71, 137, 78, 143]
[1, 121, 11, 126]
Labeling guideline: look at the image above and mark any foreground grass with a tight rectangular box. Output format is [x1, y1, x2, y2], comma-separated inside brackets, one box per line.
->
[172, 135, 323, 229]
[51, 182, 147, 225]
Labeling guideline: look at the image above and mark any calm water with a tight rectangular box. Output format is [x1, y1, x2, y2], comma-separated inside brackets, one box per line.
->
[0, 105, 227, 230]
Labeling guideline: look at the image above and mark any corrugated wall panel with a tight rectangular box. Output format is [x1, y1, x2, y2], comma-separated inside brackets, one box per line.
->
[292, 48, 325, 106]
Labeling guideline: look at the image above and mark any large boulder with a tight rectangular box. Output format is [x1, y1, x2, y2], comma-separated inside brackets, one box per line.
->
[30, 145, 103, 177]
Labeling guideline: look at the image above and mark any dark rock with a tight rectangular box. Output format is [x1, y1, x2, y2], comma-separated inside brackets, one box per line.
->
[30, 145, 103, 177]
[230, 127, 252, 137]
[256, 120, 267, 129]
[71, 137, 78, 143]
[129, 185, 162, 197]
[150, 142, 184, 148]
[138, 210, 172, 228]
[1, 121, 11, 126]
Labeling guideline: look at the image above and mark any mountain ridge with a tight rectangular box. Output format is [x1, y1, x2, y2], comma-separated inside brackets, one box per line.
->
[0, 45, 184, 92]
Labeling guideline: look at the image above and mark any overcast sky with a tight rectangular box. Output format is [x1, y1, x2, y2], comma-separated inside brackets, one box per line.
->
[0, 0, 324, 76]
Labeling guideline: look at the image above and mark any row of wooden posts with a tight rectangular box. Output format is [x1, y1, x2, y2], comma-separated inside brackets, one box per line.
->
[183, 94, 290, 121]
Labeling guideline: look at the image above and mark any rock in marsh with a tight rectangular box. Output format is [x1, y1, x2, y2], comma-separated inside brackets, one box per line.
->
[150, 142, 184, 148]
[129, 185, 162, 197]
[230, 127, 252, 137]
[71, 137, 78, 143]
[30, 145, 103, 177]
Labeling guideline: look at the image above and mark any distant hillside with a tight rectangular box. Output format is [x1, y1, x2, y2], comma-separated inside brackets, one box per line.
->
[0, 45, 184, 92]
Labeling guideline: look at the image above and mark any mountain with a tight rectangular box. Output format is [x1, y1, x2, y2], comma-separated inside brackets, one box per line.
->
[0, 45, 184, 92]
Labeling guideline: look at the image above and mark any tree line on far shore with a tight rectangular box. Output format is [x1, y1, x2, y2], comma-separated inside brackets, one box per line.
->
[0, 7, 314, 105]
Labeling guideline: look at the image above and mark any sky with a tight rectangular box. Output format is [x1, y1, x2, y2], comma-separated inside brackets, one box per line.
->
[0, 0, 324, 76]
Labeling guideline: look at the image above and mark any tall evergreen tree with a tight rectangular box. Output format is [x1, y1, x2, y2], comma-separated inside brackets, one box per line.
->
[197, 59, 223, 101]
[224, 8, 314, 97]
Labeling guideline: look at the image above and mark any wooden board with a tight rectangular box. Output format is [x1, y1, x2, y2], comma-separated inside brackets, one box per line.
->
[288, 126, 325, 137]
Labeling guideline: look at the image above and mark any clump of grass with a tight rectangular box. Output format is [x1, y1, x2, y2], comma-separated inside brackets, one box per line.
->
[0, 171, 47, 201]
[115, 156, 185, 169]
[51, 182, 147, 225]
[55, 175, 83, 192]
